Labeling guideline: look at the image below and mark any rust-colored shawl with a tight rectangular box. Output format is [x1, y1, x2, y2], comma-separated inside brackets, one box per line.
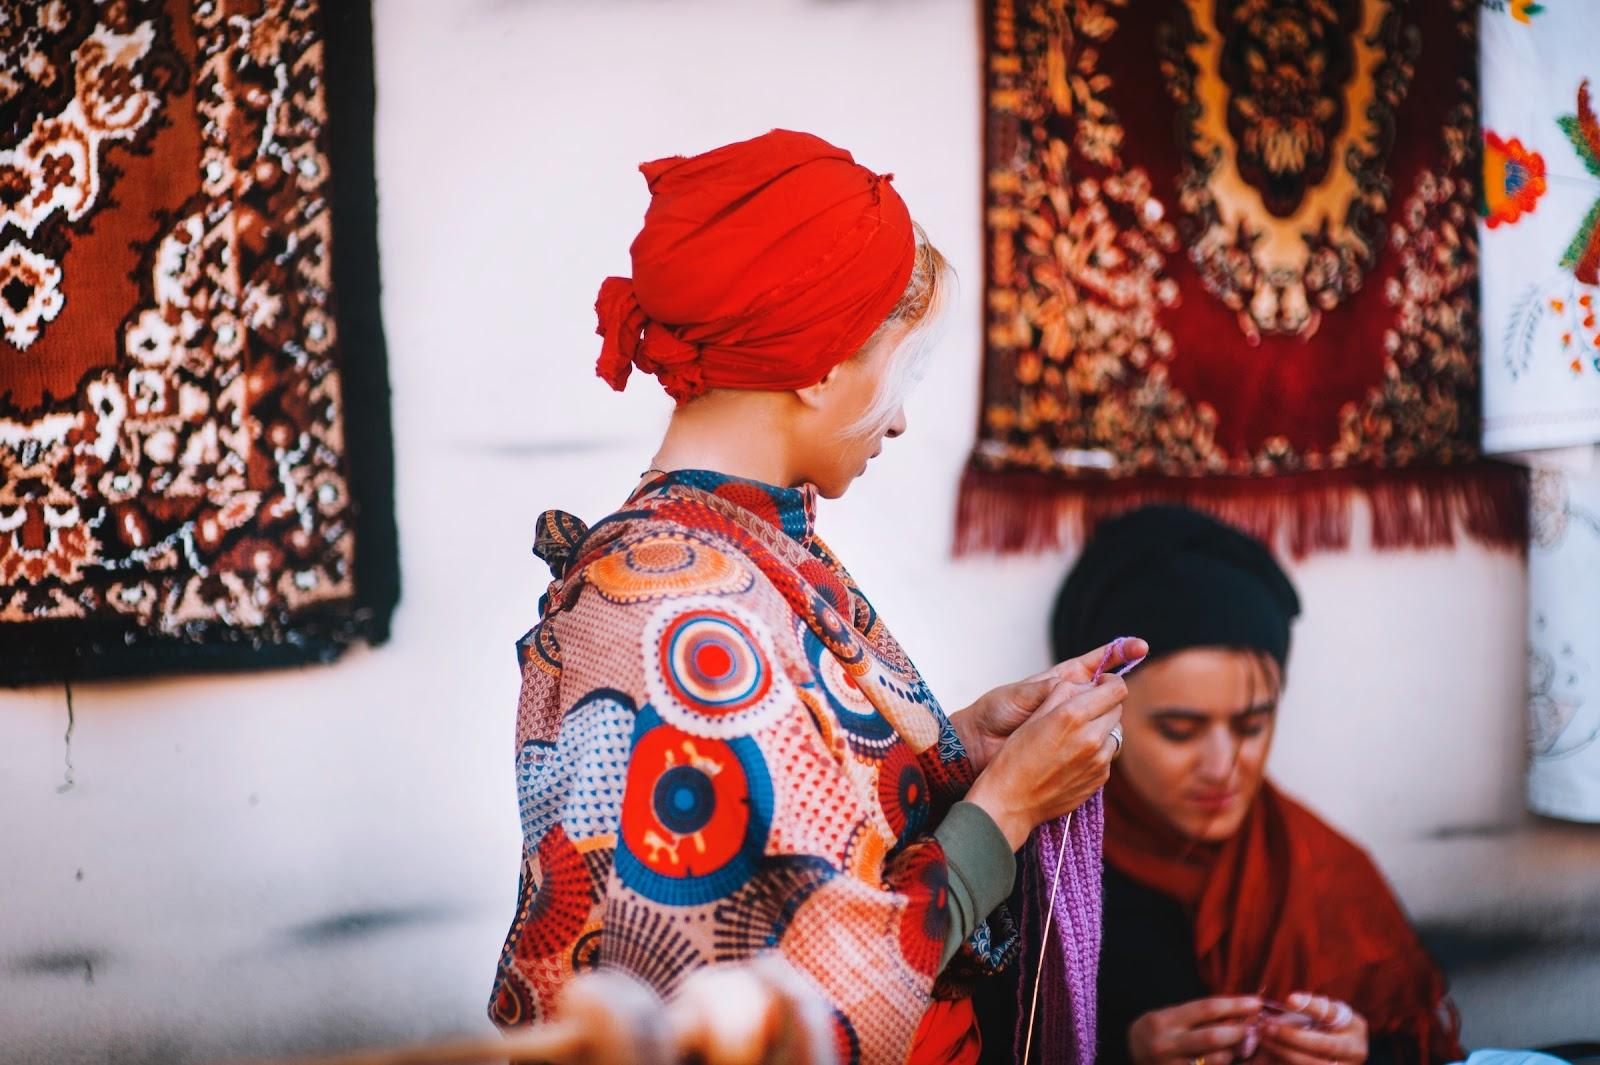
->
[1104, 773, 1463, 1065]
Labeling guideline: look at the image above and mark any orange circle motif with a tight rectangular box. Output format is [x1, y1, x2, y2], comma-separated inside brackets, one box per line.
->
[587, 534, 753, 603]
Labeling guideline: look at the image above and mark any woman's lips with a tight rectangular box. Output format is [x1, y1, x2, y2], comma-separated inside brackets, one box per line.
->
[1186, 790, 1237, 812]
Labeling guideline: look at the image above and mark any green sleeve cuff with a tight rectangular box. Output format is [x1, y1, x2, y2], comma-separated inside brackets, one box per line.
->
[933, 800, 1018, 967]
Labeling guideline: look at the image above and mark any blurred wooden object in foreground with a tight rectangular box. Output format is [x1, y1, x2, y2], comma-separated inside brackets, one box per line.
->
[231, 958, 837, 1065]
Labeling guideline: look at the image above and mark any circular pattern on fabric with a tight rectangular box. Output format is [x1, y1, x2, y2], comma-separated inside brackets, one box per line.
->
[802, 626, 895, 757]
[617, 708, 773, 906]
[569, 925, 602, 973]
[663, 614, 769, 710]
[794, 686, 841, 754]
[489, 967, 534, 1027]
[806, 591, 866, 670]
[877, 743, 931, 841]
[517, 622, 561, 677]
[897, 849, 952, 977]
[852, 592, 879, 639]
[588, 533, 754, 604]
[630, 539, 698, 573]
[842, 820, 890, 883]
[653, 764, 717, 834]
[517, 825, 593, 959]
[605, 896, 707, 999]
[711, 480, 794, 535]
[797, 557, 850, 614]
[710, 855, 836, 961]
[645, 597, 792, 738]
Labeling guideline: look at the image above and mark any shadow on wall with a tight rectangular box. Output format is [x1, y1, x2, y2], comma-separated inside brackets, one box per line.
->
[277, 906, 459, 950]
[9, 949, 102, 986]
[1419, 899, 1600, 971]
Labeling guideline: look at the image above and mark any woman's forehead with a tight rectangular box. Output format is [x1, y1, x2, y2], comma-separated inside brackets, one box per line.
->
[1131, 646, 1280, 711]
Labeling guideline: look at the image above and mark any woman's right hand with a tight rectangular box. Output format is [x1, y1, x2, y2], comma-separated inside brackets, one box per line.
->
[963, 666, 1127, 850]
[1127, 997, 1263, 1065]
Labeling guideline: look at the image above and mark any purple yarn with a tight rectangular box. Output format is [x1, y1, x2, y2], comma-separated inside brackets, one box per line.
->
[1016, 790, 1104, 1065]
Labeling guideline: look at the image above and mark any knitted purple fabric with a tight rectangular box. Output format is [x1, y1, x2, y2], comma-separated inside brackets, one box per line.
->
[1015, 790, 1104, 1065]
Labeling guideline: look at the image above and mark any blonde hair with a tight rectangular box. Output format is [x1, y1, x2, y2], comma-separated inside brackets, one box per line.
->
[844, 224, 954, 438]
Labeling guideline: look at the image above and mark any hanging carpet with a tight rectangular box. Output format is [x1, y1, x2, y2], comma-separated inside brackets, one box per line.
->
[962, 0, 1524, 558]
[0, 0, 397, 684]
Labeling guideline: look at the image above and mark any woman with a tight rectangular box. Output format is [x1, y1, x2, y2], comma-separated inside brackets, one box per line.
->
[487, 130, 1141, 1065]
[981, 505, 1462, 1065]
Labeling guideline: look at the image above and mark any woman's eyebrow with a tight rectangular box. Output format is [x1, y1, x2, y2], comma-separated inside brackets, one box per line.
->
[1147, 708, 1209, 721]
[1148, 702, 1277, 721]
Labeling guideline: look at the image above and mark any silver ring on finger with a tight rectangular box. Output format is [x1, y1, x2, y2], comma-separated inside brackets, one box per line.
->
[1108, 722, 1124, 758]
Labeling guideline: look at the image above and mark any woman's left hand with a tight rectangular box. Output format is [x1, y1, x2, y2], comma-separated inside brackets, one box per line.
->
[1260, 993, 1368, 1065]
[951, 638, 1148, 772]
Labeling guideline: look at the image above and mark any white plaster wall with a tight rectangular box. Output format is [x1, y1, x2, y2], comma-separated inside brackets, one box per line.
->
[1, 2, 1595, 1062]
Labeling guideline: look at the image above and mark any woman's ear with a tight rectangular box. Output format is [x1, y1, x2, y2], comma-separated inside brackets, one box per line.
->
[794, 367, 838, 410]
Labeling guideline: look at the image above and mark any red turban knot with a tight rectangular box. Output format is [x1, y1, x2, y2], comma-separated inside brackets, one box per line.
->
[594, 276, 707, 403]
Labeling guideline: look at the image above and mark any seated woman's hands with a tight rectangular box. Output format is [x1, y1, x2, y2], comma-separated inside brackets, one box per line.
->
[959, 637, 1146, 849]
[1258, 994, 1368, 1065]
[1126, 993, 1369, 1065]
[1127, 996, 1263, 1065]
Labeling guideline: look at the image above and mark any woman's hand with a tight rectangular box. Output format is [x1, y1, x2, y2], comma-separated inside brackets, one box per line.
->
[951, 638, 1148, 773]
[1259, 994, 1368, 1065]
[1127, 996, 1263, 1065]
[962, 640, 1142, 850]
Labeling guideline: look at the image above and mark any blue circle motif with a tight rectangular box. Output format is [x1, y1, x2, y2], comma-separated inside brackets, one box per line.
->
[654, 764, 716, 834]
[616, 707, 774, 907]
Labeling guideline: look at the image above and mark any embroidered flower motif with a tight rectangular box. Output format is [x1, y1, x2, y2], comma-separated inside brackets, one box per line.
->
[1509, 0, 1546, 24]
[1497, 82, 1600, 380]
[1482, 131, 1547, 228]
[1553, 291, 1600, 373]
[1556, 80, 1600, 285]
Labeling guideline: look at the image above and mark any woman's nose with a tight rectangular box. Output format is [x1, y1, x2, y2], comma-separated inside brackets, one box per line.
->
[1196, 727, 1236, 782]
[885, 407, 907, 439]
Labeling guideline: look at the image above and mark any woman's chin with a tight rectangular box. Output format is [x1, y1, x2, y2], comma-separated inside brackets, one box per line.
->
[1177, 803, 1249, 843]
[810, 465, 869, 499]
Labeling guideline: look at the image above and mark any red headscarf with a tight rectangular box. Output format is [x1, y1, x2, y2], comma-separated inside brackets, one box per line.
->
[594, 129, 916, 403]
[1104, 773, 1464, 1065]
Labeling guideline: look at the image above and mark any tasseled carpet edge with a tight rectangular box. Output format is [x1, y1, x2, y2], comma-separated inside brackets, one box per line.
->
[954, 461, 1529, 560]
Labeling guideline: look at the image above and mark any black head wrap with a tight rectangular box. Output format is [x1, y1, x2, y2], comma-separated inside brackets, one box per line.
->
[1050, 505, 1301, 667]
